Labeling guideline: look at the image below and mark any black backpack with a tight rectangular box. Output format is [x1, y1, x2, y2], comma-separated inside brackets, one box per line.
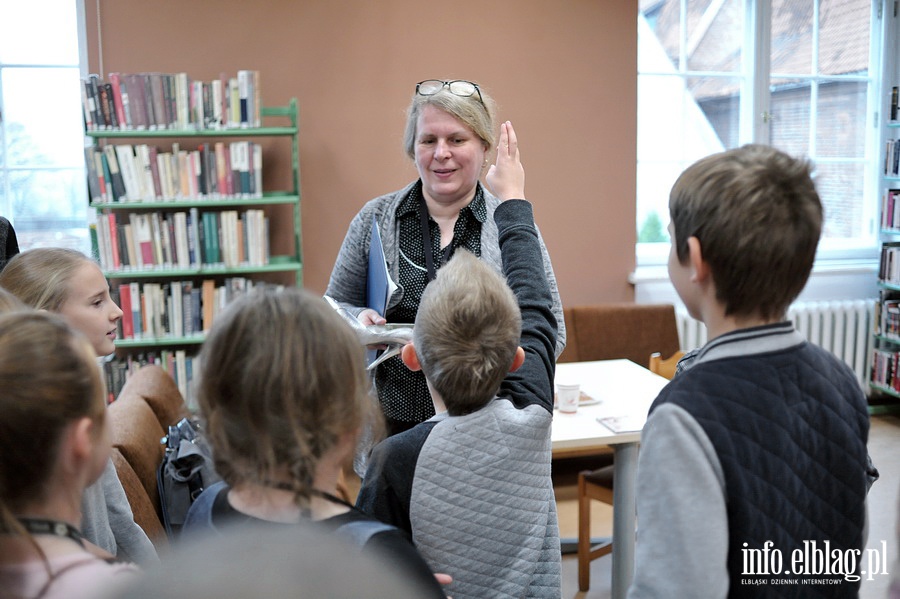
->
[158, 417, 221, 538]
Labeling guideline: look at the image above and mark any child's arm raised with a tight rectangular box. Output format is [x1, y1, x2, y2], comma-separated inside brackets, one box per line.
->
[489, 121, 557, 412]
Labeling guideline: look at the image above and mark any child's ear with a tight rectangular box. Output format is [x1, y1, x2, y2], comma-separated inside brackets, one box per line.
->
[509, 346, 526, 372]
[687, 236, 710, 282]
[400, 343, 422, 371]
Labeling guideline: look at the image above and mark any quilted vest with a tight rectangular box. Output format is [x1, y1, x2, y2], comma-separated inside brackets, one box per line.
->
[651, 343, 869, 598]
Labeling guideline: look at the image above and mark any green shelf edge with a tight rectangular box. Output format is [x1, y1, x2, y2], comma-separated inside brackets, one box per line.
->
[103, 259, 301, 279]
[115, 335, 205, 348]
[91, 193, 298, 210]
[866, 383, 900, 415]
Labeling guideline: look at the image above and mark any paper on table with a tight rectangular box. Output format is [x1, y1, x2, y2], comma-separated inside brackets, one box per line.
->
[597, 414, 646, 434]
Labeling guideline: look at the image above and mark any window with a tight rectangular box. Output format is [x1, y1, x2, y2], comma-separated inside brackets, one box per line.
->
[637, 0, 881, 265]
[0, 0, 89, 253]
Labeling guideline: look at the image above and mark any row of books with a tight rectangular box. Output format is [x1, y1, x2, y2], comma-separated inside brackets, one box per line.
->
[870, 348, 900, 392]
[874, 290, 900, 338]
[882, 188, 900, 231]
[86, 141, 262, 204]
[93, 209, 270, 272]
[110, 277, 281, 342]
[885, 138, 900, 177]
[892, 86, 898, 122]
[82, 70, 261, 132]
[103, 351, 198, 409]
[878, 241, 900, 284]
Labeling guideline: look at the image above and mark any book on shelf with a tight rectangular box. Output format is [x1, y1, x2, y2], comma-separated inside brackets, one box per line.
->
[102, 83, 120, 130]
[84, 74, 103, 131]
[101, 146, 127, 202]
[80, 78, 95, 132]
[883, 189, 900, 230]
[82, 70, 262, 132]
[892, 86, 898, 122]
[130, 281, 143, 338]
[118, 283, 134, 339]
[96, 209, 266, 271]
[108, 72, 128, 129]
[879, 241, 900, 284]
[87, 141, 263, 203]
[202, 279, 216, 332]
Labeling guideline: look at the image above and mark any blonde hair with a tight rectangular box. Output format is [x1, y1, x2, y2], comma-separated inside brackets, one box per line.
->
[669, 144, 822, 320]
[0, 311, 106, 530]
[0, 286, 27, 314]
[403, 81, 498, 159]
[197, 288, 378, 509]
[0, 248, 95, 311]
[413, 250, 521, 415]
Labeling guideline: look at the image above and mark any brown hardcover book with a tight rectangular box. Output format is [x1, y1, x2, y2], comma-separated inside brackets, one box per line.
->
[148, 73, 168, 130]
[97, 82, 113, 130]
[125, 73, 149, 130]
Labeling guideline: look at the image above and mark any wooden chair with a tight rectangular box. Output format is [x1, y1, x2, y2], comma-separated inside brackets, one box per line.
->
[649, 350, 686, 380]
[572, 303, 681, 592]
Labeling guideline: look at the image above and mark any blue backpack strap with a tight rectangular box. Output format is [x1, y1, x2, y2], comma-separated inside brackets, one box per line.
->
[182, 480, 228, 535]
[334, 519, 396, 549]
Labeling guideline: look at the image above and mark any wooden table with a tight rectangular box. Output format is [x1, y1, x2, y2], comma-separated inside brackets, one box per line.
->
[551, 359, 669, 599]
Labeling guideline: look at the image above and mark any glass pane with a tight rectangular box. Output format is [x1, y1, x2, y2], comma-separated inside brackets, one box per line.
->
[0, 0, 79, 65]
[3, 67, 85, 168]
[819, 0, 869, 77]
[772, 0, 813, 76]
[686, 0, 744, 73]
[770, 79, 811, 155]
[0, 171, 7, 216]
[814, 161, 865, 239]
[641, 0, 682, 69]
[8, 168, 89, 252]
[637, 72, 740, 238]
[640, 0, 745, 73]
[816, 80, 867, 158]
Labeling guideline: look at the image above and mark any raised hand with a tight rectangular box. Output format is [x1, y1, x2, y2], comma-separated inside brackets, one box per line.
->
[485, 121, 525, 201]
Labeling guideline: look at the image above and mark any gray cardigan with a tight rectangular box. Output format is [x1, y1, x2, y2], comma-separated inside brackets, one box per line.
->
[325, 181, 566, 356]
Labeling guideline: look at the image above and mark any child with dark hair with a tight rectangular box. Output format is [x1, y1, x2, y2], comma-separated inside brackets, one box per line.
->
[628, 145, 872, 597]
[356, 122, 562, 599]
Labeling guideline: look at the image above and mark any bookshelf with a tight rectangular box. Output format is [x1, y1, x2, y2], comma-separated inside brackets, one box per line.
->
[86, 89, 302, 405]
[868, 10, 900, 415]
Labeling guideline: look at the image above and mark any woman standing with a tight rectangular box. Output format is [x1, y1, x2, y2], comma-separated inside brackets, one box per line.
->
[327, 79, 565, 437]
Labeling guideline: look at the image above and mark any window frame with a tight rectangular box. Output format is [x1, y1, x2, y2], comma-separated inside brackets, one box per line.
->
[630, 0, 892, 276]
[0, 0, 91, 253]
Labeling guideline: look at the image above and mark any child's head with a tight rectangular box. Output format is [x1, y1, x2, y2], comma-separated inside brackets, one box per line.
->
[0, 286, 26, 314]
[412, 250, 521, 416]
[0, 248, 123, 356]
[0, 311, 109, 525]
[668, 144, 822, 321]
[197, 288, 376, 505]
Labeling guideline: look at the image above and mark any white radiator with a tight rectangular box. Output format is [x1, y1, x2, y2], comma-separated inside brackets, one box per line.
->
[676, 299, 874, 388]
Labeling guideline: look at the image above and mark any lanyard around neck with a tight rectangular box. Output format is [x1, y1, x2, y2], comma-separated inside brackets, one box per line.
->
[17, 517, 86, 548]
[418, 196, 454, 282]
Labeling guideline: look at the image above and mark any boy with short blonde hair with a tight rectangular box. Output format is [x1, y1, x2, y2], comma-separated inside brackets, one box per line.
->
[357, 122, 561, 599]
[629, 144, 872, 597]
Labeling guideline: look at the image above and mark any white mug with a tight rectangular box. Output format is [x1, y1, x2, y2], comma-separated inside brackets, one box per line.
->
[556, 383, 580, 413]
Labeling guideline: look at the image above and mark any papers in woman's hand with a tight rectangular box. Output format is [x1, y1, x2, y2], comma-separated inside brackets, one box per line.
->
[323, 296, 413, 370]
